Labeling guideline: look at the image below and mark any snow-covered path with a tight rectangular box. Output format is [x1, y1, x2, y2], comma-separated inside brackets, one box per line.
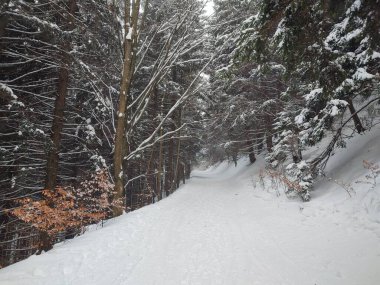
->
[1, 154, 380, 284]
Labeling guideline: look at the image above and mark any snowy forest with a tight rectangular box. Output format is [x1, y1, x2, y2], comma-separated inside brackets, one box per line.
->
[0, 0, 379, 280]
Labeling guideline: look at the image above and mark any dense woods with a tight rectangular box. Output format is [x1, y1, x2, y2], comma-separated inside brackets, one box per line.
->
[0, 0, 379, 268]
[204, 0, 380, 201]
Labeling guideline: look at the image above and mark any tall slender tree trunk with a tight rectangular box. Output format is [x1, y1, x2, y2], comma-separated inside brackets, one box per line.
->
[247, 142, 256, 164]
[264, 115, 274, 152]
[165, 137, 174, 196]
[346, 98, 365, 134]
[182, 162, 186, 184]
[171, 108, 182, 193]
[266, 134, 273, 152]
[45, 0, 76, 191]
[245, 127, 256, 164]
[45, 64, 69, 190]
[266, 128, 273, 153]
[164, 68, 177, 196]
[145, 147, 156, 204]
[0, 0, 10, 53]
[113, 0, 141, 216]
[157, 125, 164, 200]
[185, 160, 191, 180]
[291, 134, 303, 163]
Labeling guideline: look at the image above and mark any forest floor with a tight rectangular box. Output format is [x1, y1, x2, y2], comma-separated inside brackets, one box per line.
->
[1, 127, 380, 285]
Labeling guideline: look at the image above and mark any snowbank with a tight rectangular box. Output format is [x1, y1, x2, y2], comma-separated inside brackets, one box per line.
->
[0, 128, 379, 285]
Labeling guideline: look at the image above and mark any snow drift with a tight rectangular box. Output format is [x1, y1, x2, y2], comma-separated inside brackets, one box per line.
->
[0, 127, 380, 285]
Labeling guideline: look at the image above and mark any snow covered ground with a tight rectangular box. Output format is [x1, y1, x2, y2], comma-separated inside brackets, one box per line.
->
[1, 128, 380, 285]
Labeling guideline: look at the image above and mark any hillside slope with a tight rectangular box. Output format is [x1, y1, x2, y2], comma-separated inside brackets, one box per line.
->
[1, 128, 380, 285]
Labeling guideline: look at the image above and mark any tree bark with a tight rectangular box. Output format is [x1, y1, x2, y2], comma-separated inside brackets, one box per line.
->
[346, 98, 365, 134]
[45, 64, 69, 190]
[45, 0, 76, 190]
[165, 136, 174, 197]
[185, 161, 191, 180]
[171, 108, 182, 193]
[182, 163, 186, 184]
[37, 232, 53, 255]
[266, 131, 273, 152]
[265, 115, 274, 152]
[164, 68, 177, 196]
[157, 125, 164, 200]
[248, 144, 256, 164]
[113, 0, 141, 216]
[245, 128, 256, 163]
[145, 147, 156, 204]
[291, 135, 303, 163]
[0, 0, 9, 53]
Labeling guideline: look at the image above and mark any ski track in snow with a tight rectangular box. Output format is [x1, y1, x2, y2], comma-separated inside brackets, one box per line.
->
[1, 129, 380, 285]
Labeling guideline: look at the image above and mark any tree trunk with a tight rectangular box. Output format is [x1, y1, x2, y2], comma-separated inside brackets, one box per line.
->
[266, 132, 273, 152]
[157, 125, 164, 201]
[245, 128, 256, 163]
[37, 232, 53, 255]
[113, 0, 141, 216]
[156, 91, 167, 200]
[265, 117, 274, 153]
[182, 163, 186, 184]
[171, 108, 182, 193]
[185, 161, 191, 180]
[45, 64, 69, 190]
[165, 137, 174, 197]
[248, 146, 256, 164]
[0, 1, 9, 53]
[45, 0, 76, 190]
[292, 135, 303, 163]
[164, 67, 177, 196]
[145, 147, 156, 204]
[264, 114, 274, 153]
[346, 98, 365, 134]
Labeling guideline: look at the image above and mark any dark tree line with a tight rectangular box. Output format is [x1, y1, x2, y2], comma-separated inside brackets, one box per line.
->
[0, 0, 207, 267]
[203, 0, 379, 201]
